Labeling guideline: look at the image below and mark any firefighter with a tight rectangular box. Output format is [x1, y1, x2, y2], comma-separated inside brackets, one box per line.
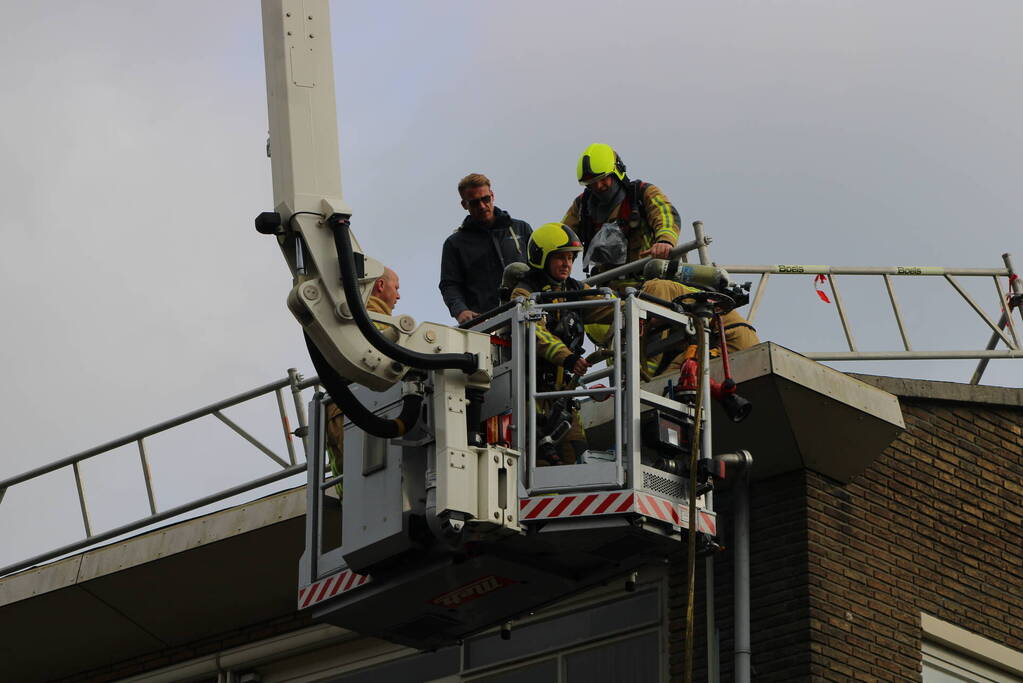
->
[324, 268, 401, 490]
[509, 223, 612, 466]
[564, 143, 760, 356]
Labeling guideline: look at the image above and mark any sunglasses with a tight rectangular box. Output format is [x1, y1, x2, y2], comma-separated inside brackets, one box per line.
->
[465, 194, 494, 209]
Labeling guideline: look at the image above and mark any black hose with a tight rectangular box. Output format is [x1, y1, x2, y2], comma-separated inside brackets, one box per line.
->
[459, 300, 517, 329]
[636, 290, 685, 313]
[532, 287, 614, 304]
[330, 215, 478, 374]
[304, 333, 422, 439]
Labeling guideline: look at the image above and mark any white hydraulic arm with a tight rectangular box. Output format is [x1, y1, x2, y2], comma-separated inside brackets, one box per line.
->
[258, 0, 489, 393]
[258, 0, 513, 539]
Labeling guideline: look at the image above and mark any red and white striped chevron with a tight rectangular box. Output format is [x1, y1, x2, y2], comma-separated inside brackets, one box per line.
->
[298, 569, 371, 609]
[519, 491, 716, 535]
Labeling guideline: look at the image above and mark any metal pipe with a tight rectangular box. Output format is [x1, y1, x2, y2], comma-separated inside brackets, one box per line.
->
[746, 273, 769, 324]
[705, 557, 718, 683]
[73, 461, 93, 538]
[289, 368, 311, 454]
[0, 463, 307, 578]
[692, 221, 711, 266]
[612, 301, 623, 468]
[944, 274, 1016, 349]
[684, 317, 709, 683]
[138, 438, 157, 516]
[532, 298, 616, 312]
[734, 457, 752, 683]
[275, 387, 298, 466]
[582, 237, 710, 286]
[213, 410, 290, 468]
[975, 253, 1023, 384]
[318, 473, 343, 490]
[528, 318, 538, 479]
[533, 387, 617, 399]
[0, 373, 311, 490]
[512, 307, 527, 482]
[806, 350, 1023, 361]
[1005, 253, 1023, 327]
[719, 264, 1009, 277]
[993, 275, 1019, 349]
[579, 366, 614, 384]
[883, 274, 912, 351]
[827, 274, 857, 352]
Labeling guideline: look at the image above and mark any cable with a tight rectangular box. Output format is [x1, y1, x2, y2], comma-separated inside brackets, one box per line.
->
[304, 333, 421, 439]
[684, 317, 707, 683]
[329, 214, 479, 374]
[288, 211, 325, 230]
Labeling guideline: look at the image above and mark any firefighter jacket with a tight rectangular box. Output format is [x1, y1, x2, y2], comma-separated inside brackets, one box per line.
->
[511, 270, 613, 390]
[562, 179, 680, 268]
[439, 208, 532, 318]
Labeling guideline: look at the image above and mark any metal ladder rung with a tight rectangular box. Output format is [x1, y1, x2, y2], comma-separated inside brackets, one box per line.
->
[639, 389, 692, 416]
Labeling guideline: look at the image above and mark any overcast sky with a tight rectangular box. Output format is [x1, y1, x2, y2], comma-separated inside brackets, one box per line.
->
[1, 0, 1021, 568]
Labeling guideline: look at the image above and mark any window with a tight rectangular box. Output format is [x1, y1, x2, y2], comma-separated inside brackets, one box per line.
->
[921, 614, 1023, 683]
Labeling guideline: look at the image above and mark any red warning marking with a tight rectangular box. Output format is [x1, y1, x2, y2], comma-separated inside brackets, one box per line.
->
[659, 499, 679, 524]
[614, 494, 634, 513]
[524, 496, 554, 519]
[592, 492, 621, 514]
[635, 495, 650, 516]
[315, 575, 335, 602]
[571, 494, 599, 515]
[549, 496, 576, 517]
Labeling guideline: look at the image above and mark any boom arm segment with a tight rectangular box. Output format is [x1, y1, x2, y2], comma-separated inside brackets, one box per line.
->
[260, 0, 489, 392]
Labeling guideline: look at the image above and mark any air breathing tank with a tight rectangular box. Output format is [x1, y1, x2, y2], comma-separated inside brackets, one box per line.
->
[643, 259, 730, 290]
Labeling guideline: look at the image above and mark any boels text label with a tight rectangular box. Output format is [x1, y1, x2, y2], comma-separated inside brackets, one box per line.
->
[430, 575, 516, 608]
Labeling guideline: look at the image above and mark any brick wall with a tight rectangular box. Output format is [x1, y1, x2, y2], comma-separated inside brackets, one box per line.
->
[807, 399, 1023, 681]
[671, 395, 1023, 682]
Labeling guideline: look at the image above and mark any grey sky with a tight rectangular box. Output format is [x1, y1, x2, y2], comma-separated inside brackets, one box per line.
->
[1, 1, 1020, 567]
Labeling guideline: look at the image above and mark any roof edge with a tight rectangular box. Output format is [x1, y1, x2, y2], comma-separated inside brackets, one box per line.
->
[848, 374, 1023, 408]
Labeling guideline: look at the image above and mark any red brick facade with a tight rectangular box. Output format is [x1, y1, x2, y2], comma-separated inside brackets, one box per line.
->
[673, 387, 1023, 682]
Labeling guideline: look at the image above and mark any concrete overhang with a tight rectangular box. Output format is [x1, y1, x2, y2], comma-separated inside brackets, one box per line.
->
[0, 488, 315, 682]
[604, 342, 906, 484]
[707, 343, 905, 483]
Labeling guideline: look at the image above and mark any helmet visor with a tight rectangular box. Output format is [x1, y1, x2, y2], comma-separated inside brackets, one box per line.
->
[579, 171, 610, 187]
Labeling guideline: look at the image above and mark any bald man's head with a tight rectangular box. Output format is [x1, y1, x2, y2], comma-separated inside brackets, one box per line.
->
[373, 267, 400, 310]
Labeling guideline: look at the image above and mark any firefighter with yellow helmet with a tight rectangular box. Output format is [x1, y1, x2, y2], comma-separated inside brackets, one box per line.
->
[564, 143, 760, 358]
[509, 223, 613, 466]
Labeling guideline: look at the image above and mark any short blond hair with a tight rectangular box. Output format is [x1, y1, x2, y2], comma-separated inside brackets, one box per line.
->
[458, 173, 491, 197]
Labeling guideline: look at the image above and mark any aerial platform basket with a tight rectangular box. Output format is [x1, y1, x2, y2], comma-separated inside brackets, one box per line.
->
[297, 294, 720, 649]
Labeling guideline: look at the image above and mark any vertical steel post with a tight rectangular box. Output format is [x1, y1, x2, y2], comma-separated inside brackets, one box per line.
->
[1004, 253, 1023, 327]
[734, 465, 751, 683]
[993, 275, 1020, 349]
[611, 298, 623, 476]
[692, 221, 711, 266]
[528, 318, 538, 479]
[289, 368, 309, 455]
[137, 438, 158, 516]
[827, 274, 857, 352]
[706, 555, 719, 683]
[746, 273, 769, 324]
[512, 306, 527, 485]
[72, 461, 93, 538]
[882, 274, 912, 351]
[276, 387, 298, 465]
[624, 297, 643, 489]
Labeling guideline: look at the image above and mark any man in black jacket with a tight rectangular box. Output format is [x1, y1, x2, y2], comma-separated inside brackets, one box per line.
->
[439, 173, 532, 324]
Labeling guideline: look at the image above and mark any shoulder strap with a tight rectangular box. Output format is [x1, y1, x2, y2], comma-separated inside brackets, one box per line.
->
[576, 191, 591, 232]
